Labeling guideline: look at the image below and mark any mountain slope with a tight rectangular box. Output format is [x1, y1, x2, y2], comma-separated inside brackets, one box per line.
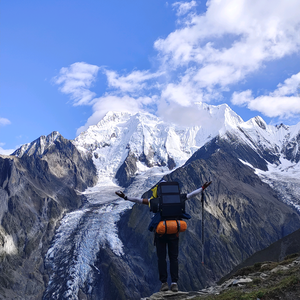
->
[219, 227, 300, 284]
[0, 133, 97, 300]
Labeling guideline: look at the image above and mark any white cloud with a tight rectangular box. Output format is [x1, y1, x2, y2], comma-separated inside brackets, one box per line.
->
[0, 117, 11, 126]
[231, 90, 253, 106]
[161, 76, 204, 106]
[272, 72, 300, 97]
[172, 1, 197, 16]
[74, 68, 163, 134]
[155, 0, 300, 90]
[231, 72, 300, 118]
[104, 69, 163, 94]
[248, 96, 300, 118]
[54, 62, 100, 105]
[157, 100, 203, 126]
[0, 143, 15, 155]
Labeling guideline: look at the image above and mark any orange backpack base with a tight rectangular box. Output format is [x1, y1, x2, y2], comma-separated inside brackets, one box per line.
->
[156, 220, 187, 235]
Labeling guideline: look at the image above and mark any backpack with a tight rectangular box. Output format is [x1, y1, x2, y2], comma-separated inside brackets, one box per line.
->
[148, 181, 188, 234]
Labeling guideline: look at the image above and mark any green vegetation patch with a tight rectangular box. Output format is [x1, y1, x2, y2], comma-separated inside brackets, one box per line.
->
[233, 262, 264, 277]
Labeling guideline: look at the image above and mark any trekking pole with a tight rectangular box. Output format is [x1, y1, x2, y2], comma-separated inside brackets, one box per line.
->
[201, 190, 205, 264]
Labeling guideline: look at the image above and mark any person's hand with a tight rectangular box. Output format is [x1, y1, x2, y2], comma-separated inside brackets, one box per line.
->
[202, 181, 212, 190]
[115, 191, 127, 200]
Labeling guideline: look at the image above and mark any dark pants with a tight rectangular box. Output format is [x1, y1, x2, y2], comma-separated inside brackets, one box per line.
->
[155, 233, 179, 283]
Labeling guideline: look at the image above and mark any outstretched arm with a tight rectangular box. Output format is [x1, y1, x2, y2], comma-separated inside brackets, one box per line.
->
[186, 181, 212, 199]
[115, 191, 149, 205]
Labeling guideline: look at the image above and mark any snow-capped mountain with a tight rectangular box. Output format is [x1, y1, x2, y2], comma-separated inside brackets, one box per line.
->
[73, 103, 243, 191]
[229, 116, 300, 165]
[2, 102, 300, 300]
[222, 116, 300, 211]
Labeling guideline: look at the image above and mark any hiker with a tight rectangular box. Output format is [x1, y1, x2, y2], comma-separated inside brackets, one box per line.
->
[115, 180, 212, 293]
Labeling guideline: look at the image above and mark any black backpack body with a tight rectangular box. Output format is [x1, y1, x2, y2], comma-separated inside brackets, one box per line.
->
[150, 181, 185, 220]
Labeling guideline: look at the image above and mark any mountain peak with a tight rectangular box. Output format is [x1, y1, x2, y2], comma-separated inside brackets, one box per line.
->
[13, 131, 62, 158]
[97, 111, 133, 126]
[276, 123, 290, 130]
[253, 116, 267, 130]
[222, 103, 244, 130]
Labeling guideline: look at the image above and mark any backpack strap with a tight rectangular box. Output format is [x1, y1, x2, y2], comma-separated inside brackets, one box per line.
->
[176, 220, 181, 232]
[164, 220, 167, 235]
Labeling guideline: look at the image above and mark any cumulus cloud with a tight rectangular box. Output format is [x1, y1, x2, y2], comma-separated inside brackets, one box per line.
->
[248, 96, 300, 118]
[157, 100, 203, 126]
[155, 0, 300, 104]
[54, 62, 100, 105]
[54, 63, 162, 133]
[0, 117, 11, 126]
[272, 72, 300, 97]
[231, 90, 253, 106]
[231, 72, 300, 118]
[161, 76, 204, 106]
[104, 69, 163, 94]
[172, 1, 197, 16]
[156, 0, 300, 69]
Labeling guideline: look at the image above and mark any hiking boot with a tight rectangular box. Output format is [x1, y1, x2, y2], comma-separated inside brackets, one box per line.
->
[160, 282, 169, 292]
[170, 283, 178, 292]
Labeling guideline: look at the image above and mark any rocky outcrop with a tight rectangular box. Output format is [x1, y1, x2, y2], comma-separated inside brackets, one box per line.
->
[142, 290, 204, 300]
[0, 133, 97, 300]
[115, 151, 138, 187]
[282, 132, 300, 163]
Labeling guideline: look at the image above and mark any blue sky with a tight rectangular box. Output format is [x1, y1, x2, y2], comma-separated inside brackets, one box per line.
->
[1, 0, 300, 154]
